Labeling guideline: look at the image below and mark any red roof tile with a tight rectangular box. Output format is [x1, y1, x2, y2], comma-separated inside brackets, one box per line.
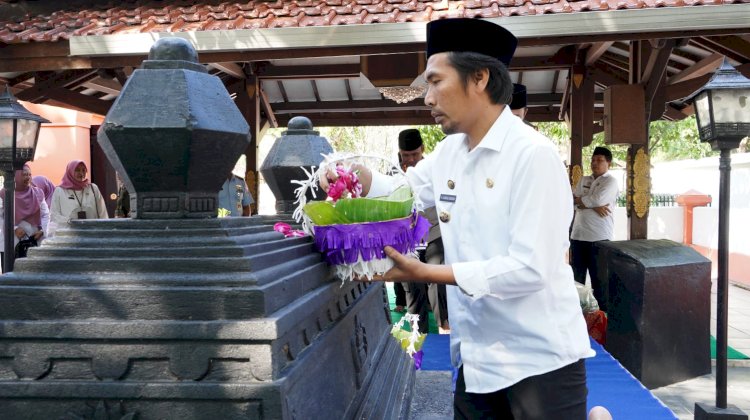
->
[0, 0, 747, 44]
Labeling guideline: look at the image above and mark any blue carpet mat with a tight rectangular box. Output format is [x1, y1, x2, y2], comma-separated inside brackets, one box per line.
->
[419, 334, 677, 419]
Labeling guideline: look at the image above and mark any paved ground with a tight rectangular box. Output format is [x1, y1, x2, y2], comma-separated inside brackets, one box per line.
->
[409, 282, 750, 419]
[652, 282, 750, 419]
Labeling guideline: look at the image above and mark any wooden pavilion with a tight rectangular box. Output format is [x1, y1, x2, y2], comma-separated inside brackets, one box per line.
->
[1, 0, 749, 237]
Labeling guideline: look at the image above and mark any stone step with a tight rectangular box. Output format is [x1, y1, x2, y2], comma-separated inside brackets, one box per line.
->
[0, 257, 330, 320]
[59, 215, 294, 231]
[53, 224, 274, 239]
[29, 236, 310, 259]
[14, 242, 316, 273]
[3, 252, 324, 287]
[42, 230, 287, 249]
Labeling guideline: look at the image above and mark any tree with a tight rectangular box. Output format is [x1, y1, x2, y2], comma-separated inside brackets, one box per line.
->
[648, 116, 716, 162]
[536, 118, 718, 175]
[416, 125, 446, 153]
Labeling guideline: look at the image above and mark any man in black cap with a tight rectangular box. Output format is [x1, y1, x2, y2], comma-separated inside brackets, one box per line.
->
[509, 83, 528, 120]
[323, 18, 592, 419]
[397, 128, 450, 335]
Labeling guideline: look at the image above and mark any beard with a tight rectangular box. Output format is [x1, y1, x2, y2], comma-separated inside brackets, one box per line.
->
[440, 121, 458, 135]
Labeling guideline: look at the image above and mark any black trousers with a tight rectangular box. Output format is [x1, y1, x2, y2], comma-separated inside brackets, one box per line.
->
[454, 359, 588, 420]
[570, 239, 608, 312]
[394, 281, 406, 307]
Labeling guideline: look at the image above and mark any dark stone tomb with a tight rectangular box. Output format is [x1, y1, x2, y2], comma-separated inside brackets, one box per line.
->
[599, 239, 712, 389]
[0, 37, 413, 419]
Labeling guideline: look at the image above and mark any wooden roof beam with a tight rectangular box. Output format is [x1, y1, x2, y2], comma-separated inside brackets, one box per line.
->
[585, 42, 614, 66]
[256, 63, 361, 80]
[510, 46, 576, 71]
[704, 35, 750, 61]
[16, 69, 98, 102]
[666, 62, 750, 102]
[278, 111, 435, 127]
[668, 53, 725, 85]
[272, 99, 427, 114]
[642, 39, 675, 120]
[259, 87, 278, 128]
[81, 77, 122, 96]
[690, 37, 748, 63]
[43, 88, 111, 116]
[664, 104, 691, 121]
[210, 62, 246, 79]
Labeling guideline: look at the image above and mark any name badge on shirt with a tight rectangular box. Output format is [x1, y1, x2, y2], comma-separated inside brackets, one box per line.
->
[439, 194, 457, 203]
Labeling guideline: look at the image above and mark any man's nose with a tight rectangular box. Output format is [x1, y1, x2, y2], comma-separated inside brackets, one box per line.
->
[424, 87, 434, 107]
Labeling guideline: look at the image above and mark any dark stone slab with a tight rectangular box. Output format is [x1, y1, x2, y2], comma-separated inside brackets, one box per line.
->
[598, 239, 712, 389]
[0, 219, 414, 418]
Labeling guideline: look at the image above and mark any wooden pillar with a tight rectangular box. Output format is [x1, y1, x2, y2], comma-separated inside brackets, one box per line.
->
[567, 63, 595, 189]
[625, 41, 650, 239]
[232, 76, 268, 215]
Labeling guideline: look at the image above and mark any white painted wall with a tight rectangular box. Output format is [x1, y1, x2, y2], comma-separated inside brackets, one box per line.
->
[612, 206, 684, 242]
[693, 207, 750, 255]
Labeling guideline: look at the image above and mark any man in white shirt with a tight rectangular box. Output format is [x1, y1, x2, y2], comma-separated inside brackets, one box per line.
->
[324, 18, 593, 419]
[571, 147, 620, 311]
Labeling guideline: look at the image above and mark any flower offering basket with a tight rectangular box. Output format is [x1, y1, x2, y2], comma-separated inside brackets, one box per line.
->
[292, 153, 430, 281]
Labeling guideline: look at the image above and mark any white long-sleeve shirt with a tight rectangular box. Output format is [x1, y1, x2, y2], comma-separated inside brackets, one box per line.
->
[571, 172, 619, 242]
[49, 184, 109, 236]
[371, 107, 593, 393]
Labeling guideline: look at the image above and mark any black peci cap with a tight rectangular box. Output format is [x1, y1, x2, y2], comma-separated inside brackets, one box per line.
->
[398, 129, 423, 151]
[510, 83, 527, 110]
[426, 18, 517, 66]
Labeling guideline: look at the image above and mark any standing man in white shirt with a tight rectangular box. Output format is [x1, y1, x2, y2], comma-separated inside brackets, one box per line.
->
[323, 17, 593, 419]
[571, 146, 620, 311]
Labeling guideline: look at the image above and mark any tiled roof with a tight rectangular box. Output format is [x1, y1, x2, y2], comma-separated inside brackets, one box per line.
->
[0, 0, 745, 44]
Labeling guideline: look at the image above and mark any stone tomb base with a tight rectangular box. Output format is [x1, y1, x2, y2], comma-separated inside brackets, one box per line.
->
[0, 217, 413, 419]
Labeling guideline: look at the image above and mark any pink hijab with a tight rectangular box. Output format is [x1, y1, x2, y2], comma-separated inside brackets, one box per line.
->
[32, 175, 55, 207]
[58, 160, 91, 191]
[8, 164, 44, 227]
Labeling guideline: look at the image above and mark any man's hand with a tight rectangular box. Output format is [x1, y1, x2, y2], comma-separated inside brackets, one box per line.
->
[318, 163, 373, 196]
[355, 246, 426, 283]
[357, 246, 456, 285]
[380, 246, 426, 282]
[32, 231, 44, 240]
[14, 227, 25, 239]
[592, 204, 611, 217]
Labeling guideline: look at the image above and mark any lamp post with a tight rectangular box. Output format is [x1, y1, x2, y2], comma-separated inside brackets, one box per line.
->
[687, 59, 750, 420]
[0, 88, 49, 274]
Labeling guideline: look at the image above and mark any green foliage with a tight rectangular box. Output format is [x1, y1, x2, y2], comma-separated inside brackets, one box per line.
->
[416, 125, 446, 153]
[536, 117, 717, 174]
[535, 121, 573, 149]
[648, 116, 716, 162]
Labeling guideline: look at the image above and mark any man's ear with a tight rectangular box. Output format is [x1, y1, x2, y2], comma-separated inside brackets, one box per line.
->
[473, 68, 489, 91]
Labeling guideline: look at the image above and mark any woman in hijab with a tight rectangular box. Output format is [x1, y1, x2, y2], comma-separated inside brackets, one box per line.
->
[0, 164, 48, 267]
[32, 174, 55, 235]
[32, 175, 55, 207]
[49, 160, 108, 236]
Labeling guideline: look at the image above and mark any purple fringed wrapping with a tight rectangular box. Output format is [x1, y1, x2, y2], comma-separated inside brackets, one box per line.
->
[313, 212, 430, 265]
